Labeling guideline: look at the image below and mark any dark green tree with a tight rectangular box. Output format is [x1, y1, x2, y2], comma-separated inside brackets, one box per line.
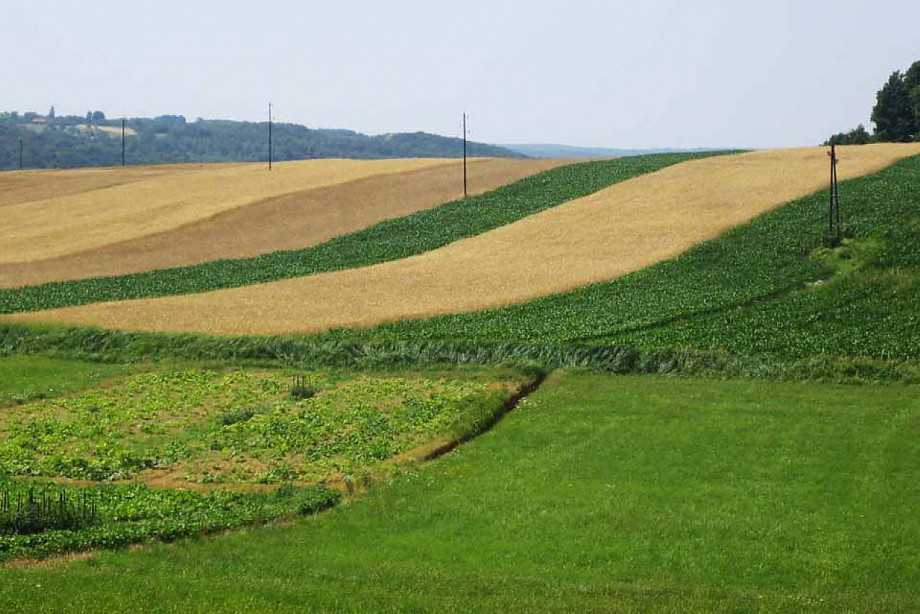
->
[871, 71, 916, 142]
[824, 124, 871, 146]
[904, 61, 920, 138]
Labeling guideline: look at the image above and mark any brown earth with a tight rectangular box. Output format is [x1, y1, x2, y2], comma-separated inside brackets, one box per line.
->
[0, 158, 567, 287]
[13, 144, 920, 335]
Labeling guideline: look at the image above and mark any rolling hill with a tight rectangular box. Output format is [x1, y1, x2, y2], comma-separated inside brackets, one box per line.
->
[0, 111, 523, 171]
[12, 144, 918, 335]
[0, 158, 564, 286]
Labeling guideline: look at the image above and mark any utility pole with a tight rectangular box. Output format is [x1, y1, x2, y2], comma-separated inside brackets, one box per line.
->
[462, 112, 468, 198]
[19, 138, 23, 170]
[121, 118, 126, 166]
[828, 142, 841, 245]
[268, 102, 273, 171]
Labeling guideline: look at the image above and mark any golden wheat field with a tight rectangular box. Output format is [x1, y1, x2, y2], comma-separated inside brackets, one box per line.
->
[0, 158, 565, 287]
[11, 143, 920, 335]
[0, 158, 464, 266]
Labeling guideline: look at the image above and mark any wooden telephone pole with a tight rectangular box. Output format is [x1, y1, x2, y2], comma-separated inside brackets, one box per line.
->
[121, 118, 126, 166]
[828, 142, 841, 245]
[268, 102, 273, 171]
[462, 112, 468, 198]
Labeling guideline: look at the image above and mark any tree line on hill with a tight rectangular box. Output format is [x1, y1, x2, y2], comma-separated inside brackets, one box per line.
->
[825, 60, 920, 145]
[0, 111, 522, 171]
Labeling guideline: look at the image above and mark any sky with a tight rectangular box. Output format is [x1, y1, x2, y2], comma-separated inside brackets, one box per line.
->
[2, 0, 918, 149]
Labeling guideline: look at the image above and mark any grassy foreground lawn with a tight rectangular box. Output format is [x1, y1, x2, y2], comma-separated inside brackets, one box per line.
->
[0, 356, 128, 406]
[3, 371, 918, 612]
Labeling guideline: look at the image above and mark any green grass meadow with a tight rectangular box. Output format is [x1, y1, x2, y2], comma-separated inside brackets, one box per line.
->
[0, 356, 129, 406]
[2, 372, 918, 612]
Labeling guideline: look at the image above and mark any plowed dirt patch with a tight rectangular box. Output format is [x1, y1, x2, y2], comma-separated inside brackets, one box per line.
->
[0, 158, 456, 265]
[0, 158, 566, 287]
[14, 144, 920, 335]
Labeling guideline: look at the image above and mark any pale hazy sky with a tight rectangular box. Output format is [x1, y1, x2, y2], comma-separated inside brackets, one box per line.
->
[3, 0, 918, 149]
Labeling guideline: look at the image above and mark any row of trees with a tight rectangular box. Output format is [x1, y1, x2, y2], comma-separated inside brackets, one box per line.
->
[826, 60, 920, 145]
[0, 113, 521, 171]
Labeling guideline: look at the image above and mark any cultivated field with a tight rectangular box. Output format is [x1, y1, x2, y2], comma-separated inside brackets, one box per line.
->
[0, 356, 531, 561]
[0, 154, 706, 313]
[16, 143, 918, 335]
[0, 158, 565, 287]
[0, 158, 452, 264]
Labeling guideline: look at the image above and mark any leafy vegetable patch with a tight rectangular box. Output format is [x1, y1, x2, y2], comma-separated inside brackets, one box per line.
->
[0, 368, 503, 485]
[0, 365, 522, 561]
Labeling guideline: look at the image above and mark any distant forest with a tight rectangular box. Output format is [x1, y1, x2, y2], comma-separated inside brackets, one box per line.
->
[0, 110, 522, 170]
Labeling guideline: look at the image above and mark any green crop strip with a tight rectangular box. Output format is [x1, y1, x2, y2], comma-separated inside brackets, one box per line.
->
[0, 152, 731, 314]
[325, 154, 920, 362]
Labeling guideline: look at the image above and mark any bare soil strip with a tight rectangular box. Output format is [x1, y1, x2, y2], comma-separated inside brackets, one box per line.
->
[0, 159, 565, 287]
[0, 158, 457, 265]
[13, 144, 920, 335]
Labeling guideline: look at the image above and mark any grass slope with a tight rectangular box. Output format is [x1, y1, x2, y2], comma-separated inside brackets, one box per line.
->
[330, 154, 920, 361]
[0, 356, 128, 406]
[3, 372, 918, 611]
[0, 152, 727, 314]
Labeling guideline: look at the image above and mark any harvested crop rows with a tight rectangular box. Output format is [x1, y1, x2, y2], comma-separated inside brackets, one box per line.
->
[16, 143, 919, 335]
[0, 158, 565, 287]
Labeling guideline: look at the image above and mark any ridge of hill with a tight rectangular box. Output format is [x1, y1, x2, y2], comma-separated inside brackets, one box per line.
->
[0, 111, 522, 170]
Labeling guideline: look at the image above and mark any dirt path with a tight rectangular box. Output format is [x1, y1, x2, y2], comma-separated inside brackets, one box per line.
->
[0, 159, 565, 287]
[13, 144, 919, 335]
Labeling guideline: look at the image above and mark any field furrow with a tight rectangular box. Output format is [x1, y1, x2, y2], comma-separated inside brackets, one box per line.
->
[12, 143, 919, 335]
[0, 158, 564, 286]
